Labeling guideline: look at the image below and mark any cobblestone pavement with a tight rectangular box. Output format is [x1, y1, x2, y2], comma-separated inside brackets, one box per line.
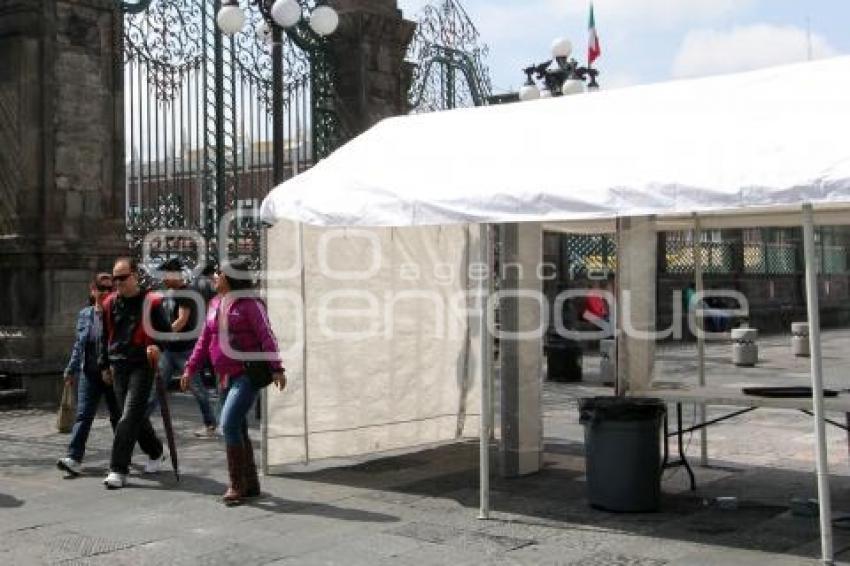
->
[5, 334, 850, 565]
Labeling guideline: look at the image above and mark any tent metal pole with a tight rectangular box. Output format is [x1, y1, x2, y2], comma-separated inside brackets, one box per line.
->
[299, 222, 310, 464]
[261, 226, 270, 475]
[478, 222, 492, 520]
[802, 203, 834, 565]
[614, 218, 623, 396]
[693, 215, 708, 466]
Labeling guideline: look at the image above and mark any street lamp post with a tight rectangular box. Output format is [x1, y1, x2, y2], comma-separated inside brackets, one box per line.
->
[216, 0, 340, 185]
[519, 38, 599, 101]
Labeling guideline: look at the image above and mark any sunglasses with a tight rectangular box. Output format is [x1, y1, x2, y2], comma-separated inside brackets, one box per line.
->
[96, 284, 113, 292]
[112, 273, 132, 282]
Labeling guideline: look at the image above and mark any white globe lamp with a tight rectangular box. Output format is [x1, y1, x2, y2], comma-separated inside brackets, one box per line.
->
[309, 5, 340, 36]
[519, 83, 540, 102]
[271, 0, 302, 28]
[551, 37, 572, 60]
[217, 2, 246, 36]
[561, 78, 585, 95]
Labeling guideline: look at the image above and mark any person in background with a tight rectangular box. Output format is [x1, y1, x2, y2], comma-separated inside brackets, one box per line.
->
[192, 262, 217, 305]
[56, 273, 121, 477]
[683, 281, 699, 338]
[149, 257, 217, 438]
[683, 282, 697, 313]
[190, 262, 219, 406]
[704, 291, 731, 333]
[582, 279, 610, 324]
[181, 259, 285, 506]
[99, 257, 169, 489]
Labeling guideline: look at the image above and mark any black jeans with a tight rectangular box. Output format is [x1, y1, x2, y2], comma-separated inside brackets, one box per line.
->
[110, 363, 163, 474]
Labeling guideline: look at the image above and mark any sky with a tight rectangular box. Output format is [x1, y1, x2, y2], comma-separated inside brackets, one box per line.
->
[397, 0, 850, 94]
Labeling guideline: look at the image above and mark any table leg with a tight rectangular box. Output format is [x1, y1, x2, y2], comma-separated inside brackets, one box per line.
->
[846, 413, 850, 463]
[662, 406, 670, 470]
[677, 403, 697, 491]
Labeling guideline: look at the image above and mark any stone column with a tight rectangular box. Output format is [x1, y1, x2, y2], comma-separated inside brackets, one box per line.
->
[499, 222, 543, 477]
[327, 0, 416, 136]
[0, 0, 126, 404]
[617, 216, 657, 393]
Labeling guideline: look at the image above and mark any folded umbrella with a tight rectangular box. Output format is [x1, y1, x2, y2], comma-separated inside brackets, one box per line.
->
[154, 368, 180, 481]
[149, 349, 180, 482]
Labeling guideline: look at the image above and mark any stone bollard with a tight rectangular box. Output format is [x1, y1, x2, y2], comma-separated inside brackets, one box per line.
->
[732, 327, 758, 367]
[791, 322, 810, 357]
[598, 339, 617, 384]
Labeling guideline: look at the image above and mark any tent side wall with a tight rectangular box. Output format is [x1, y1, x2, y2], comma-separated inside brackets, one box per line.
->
[264, 220, 482, 470]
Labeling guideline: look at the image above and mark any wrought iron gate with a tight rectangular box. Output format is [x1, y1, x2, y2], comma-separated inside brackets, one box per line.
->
[122, 0, 341, 268]
[407, 0, 492, 112]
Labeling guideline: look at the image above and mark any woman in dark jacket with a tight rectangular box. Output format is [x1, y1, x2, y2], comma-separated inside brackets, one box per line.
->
[181, 260, 285, 505]
[57, 273, 121, 476]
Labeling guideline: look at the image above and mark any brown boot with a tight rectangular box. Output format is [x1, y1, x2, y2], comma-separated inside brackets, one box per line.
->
[223, 445, 245, 506]
[242, 435, 261, 498]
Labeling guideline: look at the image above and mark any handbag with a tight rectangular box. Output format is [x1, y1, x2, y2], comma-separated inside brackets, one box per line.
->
[222, 297, 275, 390]
[56, 381, 76, 433]
[243, 360, 273, 390]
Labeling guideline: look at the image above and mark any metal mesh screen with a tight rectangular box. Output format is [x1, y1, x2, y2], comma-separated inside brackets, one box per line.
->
[664, 230, 804, 275]
[562, 234, 616, 277]
[820, 245, 847, 274]
[665, 239, 733, 274]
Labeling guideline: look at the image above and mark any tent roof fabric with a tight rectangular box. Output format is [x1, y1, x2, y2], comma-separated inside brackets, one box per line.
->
[261, 56, 850, 228]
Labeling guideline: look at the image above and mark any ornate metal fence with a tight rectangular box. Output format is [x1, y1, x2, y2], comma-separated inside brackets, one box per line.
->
[407, 0, 492, 112]
[122, 0, 340, 269]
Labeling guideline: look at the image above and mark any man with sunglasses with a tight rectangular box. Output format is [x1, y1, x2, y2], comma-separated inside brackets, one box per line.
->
[56, 273, 122, 477]
[99, 257, 170, 489]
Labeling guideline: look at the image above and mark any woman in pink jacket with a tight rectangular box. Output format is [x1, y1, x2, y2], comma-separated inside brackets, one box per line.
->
[181, 259, 285, 505]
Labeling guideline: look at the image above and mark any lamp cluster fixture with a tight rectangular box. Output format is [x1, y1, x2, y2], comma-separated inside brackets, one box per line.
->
[216, 0, 339, 38]
[519, 38, 599, 101]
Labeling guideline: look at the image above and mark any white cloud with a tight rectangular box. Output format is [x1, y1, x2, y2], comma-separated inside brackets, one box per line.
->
[400, 0, 756, 42]
[550, 0, 756, 28]
[672, 24, 840, 78]
[473, 4, 556, 42]
[399, 1, 553, 44]
[398, 0, 441, 19]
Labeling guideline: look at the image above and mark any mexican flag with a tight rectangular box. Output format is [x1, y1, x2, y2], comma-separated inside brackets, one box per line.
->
[588, 3, 601, 65]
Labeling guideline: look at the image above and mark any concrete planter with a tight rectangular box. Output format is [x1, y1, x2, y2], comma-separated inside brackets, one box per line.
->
[791, 322, 810, 357]
[732, 327, 758, 367]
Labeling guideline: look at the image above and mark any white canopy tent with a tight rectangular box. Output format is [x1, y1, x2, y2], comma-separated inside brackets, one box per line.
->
[261, 56, 850, 565]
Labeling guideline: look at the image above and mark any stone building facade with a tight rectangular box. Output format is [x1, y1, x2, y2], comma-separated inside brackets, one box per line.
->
[0, 0, 126, 403]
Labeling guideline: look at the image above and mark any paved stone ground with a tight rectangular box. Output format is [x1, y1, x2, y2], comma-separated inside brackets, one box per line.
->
[5, 331, 850, 565]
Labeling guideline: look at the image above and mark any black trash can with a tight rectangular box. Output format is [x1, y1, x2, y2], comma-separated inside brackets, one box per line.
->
[545, 333, 583, 382]
[579, 396, 666, 512]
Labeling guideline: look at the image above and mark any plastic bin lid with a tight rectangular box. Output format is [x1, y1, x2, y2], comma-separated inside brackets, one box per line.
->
[579, 396, 666, 423]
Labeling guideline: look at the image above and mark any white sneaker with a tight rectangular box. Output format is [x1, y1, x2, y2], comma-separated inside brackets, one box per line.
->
[143, 454, 166, 474]
[193, 426, 217, 438]
[56, 457, 81, 476]
[104, 472, 127, 489]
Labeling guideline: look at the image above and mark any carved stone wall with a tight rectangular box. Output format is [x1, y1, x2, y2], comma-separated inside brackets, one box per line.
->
[328, 0, 416, 136]
[0, 0, 126, 404]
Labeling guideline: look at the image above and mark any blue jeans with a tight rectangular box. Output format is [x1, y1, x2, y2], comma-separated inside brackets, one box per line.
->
[148, 349, 216, 428]
[67, 371, 121, 462]
[220, 374, 257, 447]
